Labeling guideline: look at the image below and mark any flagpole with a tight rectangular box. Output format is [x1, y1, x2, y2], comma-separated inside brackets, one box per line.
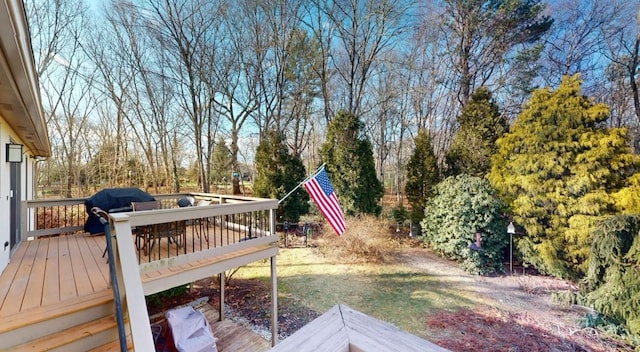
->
[278, 163, 326, 204]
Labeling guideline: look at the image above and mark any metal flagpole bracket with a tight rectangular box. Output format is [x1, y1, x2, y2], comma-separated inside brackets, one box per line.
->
[278, 163, 326, 204]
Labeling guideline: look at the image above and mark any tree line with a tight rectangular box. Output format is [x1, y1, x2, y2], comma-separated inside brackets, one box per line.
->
[28, 0, 640, 198]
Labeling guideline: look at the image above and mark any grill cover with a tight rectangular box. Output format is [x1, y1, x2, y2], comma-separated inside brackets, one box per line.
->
[84, 187, 155, 234]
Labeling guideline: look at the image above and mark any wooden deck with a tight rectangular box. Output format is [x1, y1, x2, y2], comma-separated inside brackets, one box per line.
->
[0, 234, 110, 317]
[0, 230, 276, 351]
[0, 223, 262, 318]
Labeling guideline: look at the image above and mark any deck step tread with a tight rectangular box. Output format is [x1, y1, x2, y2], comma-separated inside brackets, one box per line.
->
[88, 334, 133, 352]
[0, 289, 113, 334]
[9, 315, 117, 352]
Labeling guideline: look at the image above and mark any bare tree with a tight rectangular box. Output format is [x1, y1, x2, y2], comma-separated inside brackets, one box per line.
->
[301, 0, 337, 124]
[539, 0, 624, 91]
[81, 4, 136, 187]
[322, 0, 410, 117]
[601, 2, 640, 124]
[147, 0, 225, 193]
[27, 0, 93, 197]
[439, 0, 552, 106]
[404, 6, 459, 161]
[215, 2, 264, 194]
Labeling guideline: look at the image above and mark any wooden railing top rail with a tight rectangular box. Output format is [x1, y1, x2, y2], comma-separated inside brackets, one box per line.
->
[21, 192, 273, 239]
[121, 199, 278, 227]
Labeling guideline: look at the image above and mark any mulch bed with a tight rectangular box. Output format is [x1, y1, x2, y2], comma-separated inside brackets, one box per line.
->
[425, 307, 633, 352]
[146, 277, 319, 340]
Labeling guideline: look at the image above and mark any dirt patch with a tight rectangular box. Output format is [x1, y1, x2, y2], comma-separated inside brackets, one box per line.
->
[392, 248, 632, 351]
[425, 307, 632, 352]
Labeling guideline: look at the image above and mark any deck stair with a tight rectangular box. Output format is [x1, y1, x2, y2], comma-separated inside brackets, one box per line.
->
[0, 290, 129, 352]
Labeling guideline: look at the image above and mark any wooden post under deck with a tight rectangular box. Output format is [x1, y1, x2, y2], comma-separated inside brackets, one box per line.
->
[219, 272, 225, 321]
[270, 207, 278, 347]
[271, 255, 278, 347]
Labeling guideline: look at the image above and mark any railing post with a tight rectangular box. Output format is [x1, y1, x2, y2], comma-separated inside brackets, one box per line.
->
[111, 214, 156, 351]
[20, 200, 28, 242]
[270, 208, 278, 346]
[92, 208, 127, 352]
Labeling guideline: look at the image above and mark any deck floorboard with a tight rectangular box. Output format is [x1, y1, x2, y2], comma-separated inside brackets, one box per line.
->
[21, 238, 48, 310]
[42, 236, 60, 306]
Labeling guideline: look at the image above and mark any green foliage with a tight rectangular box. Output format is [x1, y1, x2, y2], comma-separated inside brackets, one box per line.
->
[146, 284, 189, 307]
[319, 110, 383, 216]
[211, 137, 232, 184]
[445, 87, 508, 177]
[583, 215, 640, 337]
[405, 129, 440, 225]
[442, 0, 552, 104]
[612, 173, 640, 215]
[488, 75, 640, 279]
[254, 130, 309, 222]
[420, 175, 507, 275]
[390, 205, 409, 224]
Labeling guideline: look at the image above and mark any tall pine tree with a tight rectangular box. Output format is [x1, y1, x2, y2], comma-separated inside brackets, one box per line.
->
[405, 129, 440, 225]
[488, 75, 639, 279]
[445, 87, 508, 177]
[319, 110, 383, 216]
[254, 130, 309, 222]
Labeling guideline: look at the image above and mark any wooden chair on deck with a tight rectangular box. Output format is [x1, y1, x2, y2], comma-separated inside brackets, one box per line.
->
[132, 201, 185, 255]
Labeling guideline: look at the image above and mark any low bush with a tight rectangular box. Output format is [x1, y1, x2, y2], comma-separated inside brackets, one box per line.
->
[315, 215, 410, 263]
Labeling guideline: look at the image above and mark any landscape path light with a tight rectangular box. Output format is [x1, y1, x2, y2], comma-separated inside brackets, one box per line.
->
[507, 222, 516, 274]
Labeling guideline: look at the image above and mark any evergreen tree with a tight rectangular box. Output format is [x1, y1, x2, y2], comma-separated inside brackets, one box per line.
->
[405, 129, 440, 225]
[211, 137, 231, 186]
[584, 215, 640, 336]
[254, 130, 309, 222]
[319, 110, 383, 216]
[488, 75, 639, 279]
[445, 87, 508, 177]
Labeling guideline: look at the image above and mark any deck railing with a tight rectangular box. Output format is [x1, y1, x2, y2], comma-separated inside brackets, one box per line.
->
[108, 195, 279, 350]
[21, 192, 262, 240]
[20, 192, 280, 350]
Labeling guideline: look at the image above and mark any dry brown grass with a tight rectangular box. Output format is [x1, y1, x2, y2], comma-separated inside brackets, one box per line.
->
[314, 215, 415, 263]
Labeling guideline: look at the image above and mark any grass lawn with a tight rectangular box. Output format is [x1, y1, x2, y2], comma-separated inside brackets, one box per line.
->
[232, 247, 476, 339]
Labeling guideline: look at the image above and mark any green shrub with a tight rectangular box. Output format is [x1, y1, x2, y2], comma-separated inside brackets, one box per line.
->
[420, 174, 507, 275]
[390, 205, 409, 224]
[146, 284, 189, 307]
[583, 215, 640, 338]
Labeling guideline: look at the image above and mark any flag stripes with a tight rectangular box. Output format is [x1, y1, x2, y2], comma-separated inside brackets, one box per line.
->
[303, 168, 346, 236]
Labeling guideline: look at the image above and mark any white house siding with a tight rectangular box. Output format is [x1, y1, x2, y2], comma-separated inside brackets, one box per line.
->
[0, 121, 35, 273]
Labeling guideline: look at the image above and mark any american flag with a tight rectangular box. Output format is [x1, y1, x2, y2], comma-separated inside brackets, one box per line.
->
[303, 168, 346, 236]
